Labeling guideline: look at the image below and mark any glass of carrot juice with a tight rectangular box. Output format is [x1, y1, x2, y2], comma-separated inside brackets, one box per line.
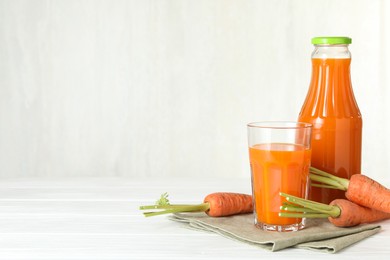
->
[247, 121, 312, 232]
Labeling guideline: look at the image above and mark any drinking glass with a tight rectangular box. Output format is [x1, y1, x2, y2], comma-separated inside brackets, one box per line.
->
[247, 121, 312, 232]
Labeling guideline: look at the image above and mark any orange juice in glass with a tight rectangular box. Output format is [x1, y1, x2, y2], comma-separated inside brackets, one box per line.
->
[247, 122, 312, 232]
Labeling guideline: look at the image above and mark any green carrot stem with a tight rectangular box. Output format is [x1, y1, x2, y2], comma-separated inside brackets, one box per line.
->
[280, 192, 334, 211]
[280, 204, 321, 214]
[309, 167, 336, 177]
[141, 203, 210, 217]
[140, 193, 211, 217]
[140, 204, 196, 210]
[309, 167, 350, 190]
[280, 192, 340, 218]
[279, 212, 329, 218]
[310, 174, 346, 191]
[310, 183, 341, 189]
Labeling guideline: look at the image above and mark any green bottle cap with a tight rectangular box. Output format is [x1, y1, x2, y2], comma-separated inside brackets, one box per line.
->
[311, 36, 352, 45]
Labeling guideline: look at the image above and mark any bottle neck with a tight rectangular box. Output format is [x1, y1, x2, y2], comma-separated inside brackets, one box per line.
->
[312, 44, 351, 59]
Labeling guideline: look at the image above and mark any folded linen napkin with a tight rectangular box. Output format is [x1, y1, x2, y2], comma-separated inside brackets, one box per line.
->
[169, 213, 381, 253]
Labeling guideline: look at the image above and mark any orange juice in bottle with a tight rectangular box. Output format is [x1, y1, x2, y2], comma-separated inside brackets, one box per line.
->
[298, 37, 362, 204]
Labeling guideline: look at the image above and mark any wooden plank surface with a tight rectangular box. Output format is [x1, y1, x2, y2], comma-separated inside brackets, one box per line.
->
[0, 177, 389, 259]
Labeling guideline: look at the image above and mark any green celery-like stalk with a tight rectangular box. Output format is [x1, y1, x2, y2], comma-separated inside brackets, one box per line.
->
[278, 192, 341, 219]
[309, 167, 350, 191]
[140, 193, 210, 217]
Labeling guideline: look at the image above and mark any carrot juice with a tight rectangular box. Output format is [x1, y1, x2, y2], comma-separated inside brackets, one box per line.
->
[299, 57, 362, 204]
[249, 143, 311, 228]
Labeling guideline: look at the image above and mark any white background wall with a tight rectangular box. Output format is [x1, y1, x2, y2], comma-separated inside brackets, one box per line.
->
[0, 0, 389, 184]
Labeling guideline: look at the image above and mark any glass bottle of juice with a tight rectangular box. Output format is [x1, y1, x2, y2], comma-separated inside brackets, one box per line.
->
[298, 36, 362, 204]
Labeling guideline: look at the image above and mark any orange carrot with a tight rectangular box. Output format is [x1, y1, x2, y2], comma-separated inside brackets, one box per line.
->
[140, 192, 253, 217]
[203, 192, 253, 217]
[328, 199, 390, 227]
[280, 193, 390, 227]
[310, 167, 390, 213]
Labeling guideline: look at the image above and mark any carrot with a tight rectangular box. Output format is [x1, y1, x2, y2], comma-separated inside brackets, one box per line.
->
[328, 199, 390, 227]
[310, 167, 390, 213]
[279, 192, 390, 227]
[139, 192, 253, 217]
[204, 192, 253, 217]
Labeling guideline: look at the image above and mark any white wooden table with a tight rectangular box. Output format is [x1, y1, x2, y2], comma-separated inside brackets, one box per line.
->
[0, 177, 389, 259]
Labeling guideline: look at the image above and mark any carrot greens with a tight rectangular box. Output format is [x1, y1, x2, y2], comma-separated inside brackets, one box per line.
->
[309, 167, 349, 191]
[278, 192, 340, 219]
[140, 193, 210, 217]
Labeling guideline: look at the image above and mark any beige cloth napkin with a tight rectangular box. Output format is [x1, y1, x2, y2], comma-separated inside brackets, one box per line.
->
[169, 213, 381, 253]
